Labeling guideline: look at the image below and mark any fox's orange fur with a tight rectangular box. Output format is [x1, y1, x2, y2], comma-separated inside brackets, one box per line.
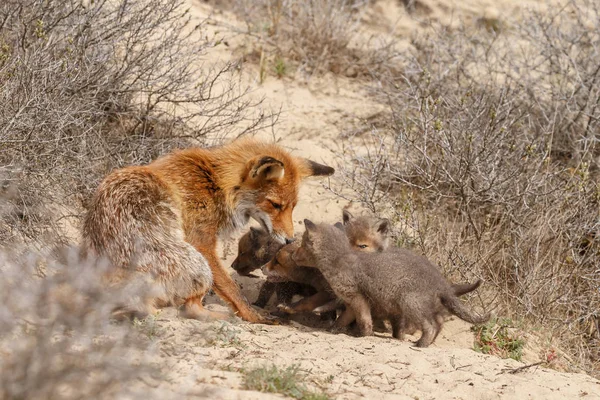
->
[82, 137, 334, 323]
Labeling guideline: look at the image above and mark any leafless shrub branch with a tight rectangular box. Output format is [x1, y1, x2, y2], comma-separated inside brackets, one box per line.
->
[221, 0, 398, 78]
[0, 0, 277, 247]
[0, 245, 161, 399]
[333, 0, 600, 374]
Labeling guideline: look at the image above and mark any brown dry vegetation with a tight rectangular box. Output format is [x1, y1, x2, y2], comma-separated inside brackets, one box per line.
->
[0, 0, 274, 248]
[216, 0, 397, 79]
[0, 248, 160, 399]
[333, 0, 600, 375]
[0, 0, 271, 396]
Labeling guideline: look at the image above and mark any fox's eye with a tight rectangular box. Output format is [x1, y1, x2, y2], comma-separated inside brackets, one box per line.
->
[269, 200, 282, 210]
[358, 244, 368, 249]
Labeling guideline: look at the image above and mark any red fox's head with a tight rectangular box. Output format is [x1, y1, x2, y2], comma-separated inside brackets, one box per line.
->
[239, 151, 334, 243]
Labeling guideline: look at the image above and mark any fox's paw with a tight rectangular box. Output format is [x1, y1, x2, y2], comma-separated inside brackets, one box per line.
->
[252, 300, 268, 308]
[276, 303, 297, 315]
[329, 326, 344, 335]
[256, 312, 284, 325]
[270, 308, 292, 320]
[329, 322, 350, 335]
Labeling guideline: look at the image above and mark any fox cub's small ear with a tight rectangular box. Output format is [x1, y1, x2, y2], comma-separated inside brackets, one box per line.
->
[375, 218, 390, 235]
[333, 222, 344, 231]
[249, 156, 285, 182]
[342, 209, 353, 225]
[301, 159, 335, 178]
[249, 226, 262, 237]
[304, 219, 317, 231]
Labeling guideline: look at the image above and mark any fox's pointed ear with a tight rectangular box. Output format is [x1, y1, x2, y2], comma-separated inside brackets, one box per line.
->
[375, 218, 390, 235]
[304, 219, 317, 232]
[300, 159, 335, 178]
[342, 209, 353, 225]
[248, 156, 285, 183]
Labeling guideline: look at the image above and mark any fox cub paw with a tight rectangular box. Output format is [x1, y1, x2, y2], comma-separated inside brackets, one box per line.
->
[276, 303, 297, 315]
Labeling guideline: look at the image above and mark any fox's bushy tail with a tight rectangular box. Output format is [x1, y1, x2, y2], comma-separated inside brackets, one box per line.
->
[452, 279, 482, 297]
[440, 294, 489, 324]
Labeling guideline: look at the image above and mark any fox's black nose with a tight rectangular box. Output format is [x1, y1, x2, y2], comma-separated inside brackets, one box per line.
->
[285, 237, 296, 245]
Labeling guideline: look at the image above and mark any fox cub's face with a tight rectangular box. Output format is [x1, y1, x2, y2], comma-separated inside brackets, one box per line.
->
[261, 241, 301, 282]
[242, 155, 334, 243]
[263, 217, 384, 279]
[231, 227, 286, 276]
[341, 210, 390, 253]
[291, 219, 338, 268]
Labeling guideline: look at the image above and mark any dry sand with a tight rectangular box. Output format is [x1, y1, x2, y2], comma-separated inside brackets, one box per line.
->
[129, 0, 600, 398]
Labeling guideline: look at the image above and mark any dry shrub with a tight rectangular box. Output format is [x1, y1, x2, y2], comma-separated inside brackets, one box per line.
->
[0, 0, 274, 247]
[336, 0, 600, 374]
[225, 0, 395, 78]
[0, 246, 161, 399]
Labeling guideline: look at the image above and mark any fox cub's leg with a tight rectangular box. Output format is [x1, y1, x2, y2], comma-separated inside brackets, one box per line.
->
[331, 307, 356, 333]
[277, 290, 333, 314]
[346, 295, 373, 337]
[391, 316, 406, 340]
[253, 281, 277, 308]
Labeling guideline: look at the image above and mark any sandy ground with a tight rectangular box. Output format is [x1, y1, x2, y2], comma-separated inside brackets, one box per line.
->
[126, 0, 600, 398]
[141, 308, 600, 399]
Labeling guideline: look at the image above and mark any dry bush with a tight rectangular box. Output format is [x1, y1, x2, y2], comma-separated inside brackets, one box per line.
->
[335, 0, 600, 374]
[223, 0, 395, 78]
[0, 246, 161, 399]
[0, 0, 275, 247]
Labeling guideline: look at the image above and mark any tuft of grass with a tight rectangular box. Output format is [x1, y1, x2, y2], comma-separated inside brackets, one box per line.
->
[274, 56, 287, 78]
[475, 16, 504, 33]
[133, 314, 164, 339]
[472, 318, 526, 361]
[241, 364, 330, 400]
[206, 321, 245, 349]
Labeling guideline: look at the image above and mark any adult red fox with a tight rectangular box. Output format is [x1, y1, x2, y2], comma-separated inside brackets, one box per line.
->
[82, 137, 334, 323]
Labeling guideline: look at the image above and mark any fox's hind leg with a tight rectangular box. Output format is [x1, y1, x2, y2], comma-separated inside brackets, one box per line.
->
[162, 243, 231, 321]
[432, 313, 444, 342]
[415, 317, 440, 348]
[140, 236, 229, 321]
[181, 296, 231, 321]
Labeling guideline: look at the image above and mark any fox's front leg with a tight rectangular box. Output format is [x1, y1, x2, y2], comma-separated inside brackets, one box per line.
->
[190, 237, 276, 324]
